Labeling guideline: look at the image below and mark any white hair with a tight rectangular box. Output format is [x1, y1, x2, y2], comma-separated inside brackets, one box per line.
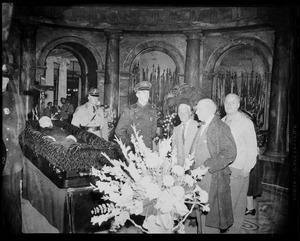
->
[39, 116, 53, 128]
[178, 103, 191, 113]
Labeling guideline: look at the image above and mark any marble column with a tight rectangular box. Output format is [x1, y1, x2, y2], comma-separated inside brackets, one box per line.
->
[96, 69, 105, 104]
[20, 23, 38, 119]
[44, 56, 58, 105]
[57, 58, 70, 103]
[264, 30, 289, 159]
[77, 73, 82, 107]
[184, 31, 202, 90]
[104, 30, 122, 117]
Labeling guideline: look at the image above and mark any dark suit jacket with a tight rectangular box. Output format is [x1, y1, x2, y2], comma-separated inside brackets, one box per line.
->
[200, 116, 237, 229]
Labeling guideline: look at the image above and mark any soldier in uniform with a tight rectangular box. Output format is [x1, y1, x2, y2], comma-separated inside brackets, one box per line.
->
[2, 63, 26, 233]
[115, 81, 157, 150]
[71, 88, 109, 140]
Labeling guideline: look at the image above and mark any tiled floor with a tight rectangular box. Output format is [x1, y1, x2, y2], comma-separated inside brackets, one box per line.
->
[21, 182, 290, 234]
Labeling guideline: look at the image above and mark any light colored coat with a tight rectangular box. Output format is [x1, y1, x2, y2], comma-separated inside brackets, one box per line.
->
[221, 111, 258, 173]
[71, 102, 108, 140]
[172, 119, 199, 165]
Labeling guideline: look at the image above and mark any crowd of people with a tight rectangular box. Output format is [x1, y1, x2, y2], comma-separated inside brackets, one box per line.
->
[2, 62, 261, 233]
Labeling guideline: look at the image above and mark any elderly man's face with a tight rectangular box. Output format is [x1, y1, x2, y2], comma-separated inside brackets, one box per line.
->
[196, 103, 211, 122]
[2, 76, 9, 92]
[224, 95, 240, 115]
[178, 105, 191, 123]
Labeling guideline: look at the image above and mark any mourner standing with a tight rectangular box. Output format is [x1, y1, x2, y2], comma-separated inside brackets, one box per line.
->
[190, 98, 237, 233]
[71, 88, 108, 140]
[43, 101, 52, 118]
[2, 63, 26, 233]
[172, 103, 199, 166]
[58, 97, 74, 122]
[115, 81, 157, 150]
[222, 93, 258, 233]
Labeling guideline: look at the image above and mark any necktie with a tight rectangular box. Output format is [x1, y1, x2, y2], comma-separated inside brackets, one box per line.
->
[182, 123, 186, 145]
[93, 106, 96, 113]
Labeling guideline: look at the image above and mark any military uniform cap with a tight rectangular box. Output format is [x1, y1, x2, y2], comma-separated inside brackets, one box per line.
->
[134, 81, 152, 92]
[88, 88, 99, 96]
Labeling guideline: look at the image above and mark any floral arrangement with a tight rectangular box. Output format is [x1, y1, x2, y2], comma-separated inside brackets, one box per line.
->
[90, 125, 209, 233]
[161, 112, 177, 138]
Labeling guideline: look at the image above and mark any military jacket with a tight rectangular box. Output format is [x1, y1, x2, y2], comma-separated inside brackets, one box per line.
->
[2, 91, 26, 176]
[71, 102, 108, 140]
[115, 103, 157, 149]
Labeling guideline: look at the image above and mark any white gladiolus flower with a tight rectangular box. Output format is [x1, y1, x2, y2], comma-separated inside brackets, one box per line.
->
[202, 204, 210, 212]
[120, 183, 133, 199]
[144, 153, 163, 168]
[162, 175, 175, 187]
[171, 165, 185, 176]
[183, 175, 195, 187]
[145, 183, 161, 200]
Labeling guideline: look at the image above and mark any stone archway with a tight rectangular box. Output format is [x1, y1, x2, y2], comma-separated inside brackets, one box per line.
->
[205, 36, 273, 130]
[37, 36, 104, 105]
[122, 40, 185, 116]
[205, 37, 273, 75]
[37, 36, 103, 69]
[123, 40, 185, 75]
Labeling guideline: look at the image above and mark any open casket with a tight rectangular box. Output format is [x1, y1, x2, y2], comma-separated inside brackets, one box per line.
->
[19, 120, 124, 233]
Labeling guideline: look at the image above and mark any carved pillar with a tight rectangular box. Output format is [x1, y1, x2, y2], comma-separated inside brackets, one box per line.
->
[57, 58, 70, 103]
[264, 29, 289, 159]
[119, 71, 131, 114]
[104, 30, 122, 117]
[184, 31, 202, 90]
[77, 73, 82, 107]
[96, 69, 105, 104]
[45, 56, 57, 105]
[20, 23, 38, 119]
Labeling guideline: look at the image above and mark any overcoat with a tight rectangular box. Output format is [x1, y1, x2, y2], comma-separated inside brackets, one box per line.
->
[115, 102, 157, 149]
[203, 116, 237, 229]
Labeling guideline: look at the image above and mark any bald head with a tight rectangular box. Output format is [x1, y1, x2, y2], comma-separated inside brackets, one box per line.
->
[196, 98, 217, 122]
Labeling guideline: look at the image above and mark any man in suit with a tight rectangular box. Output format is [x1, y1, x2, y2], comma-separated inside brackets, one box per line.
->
[172, 103, 199, 166]
[72, 88, 108, 140]
[190, 98, 237, 233]
[2, 63, 26, 233]
[115, 81, 157, 150]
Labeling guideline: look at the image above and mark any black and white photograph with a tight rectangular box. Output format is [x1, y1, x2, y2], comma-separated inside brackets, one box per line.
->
[2, 3, 299, 238]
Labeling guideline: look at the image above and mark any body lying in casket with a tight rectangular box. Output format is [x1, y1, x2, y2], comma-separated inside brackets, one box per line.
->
[19, 120, 125, 188]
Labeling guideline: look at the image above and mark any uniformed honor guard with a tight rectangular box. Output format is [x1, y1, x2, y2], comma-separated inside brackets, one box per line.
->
[71, 88, 109, 140]
[2, 63, 26, 233]
[115, 81, 157, 150]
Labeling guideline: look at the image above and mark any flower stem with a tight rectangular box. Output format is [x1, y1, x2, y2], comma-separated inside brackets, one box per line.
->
[128, 217, 149, 234]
